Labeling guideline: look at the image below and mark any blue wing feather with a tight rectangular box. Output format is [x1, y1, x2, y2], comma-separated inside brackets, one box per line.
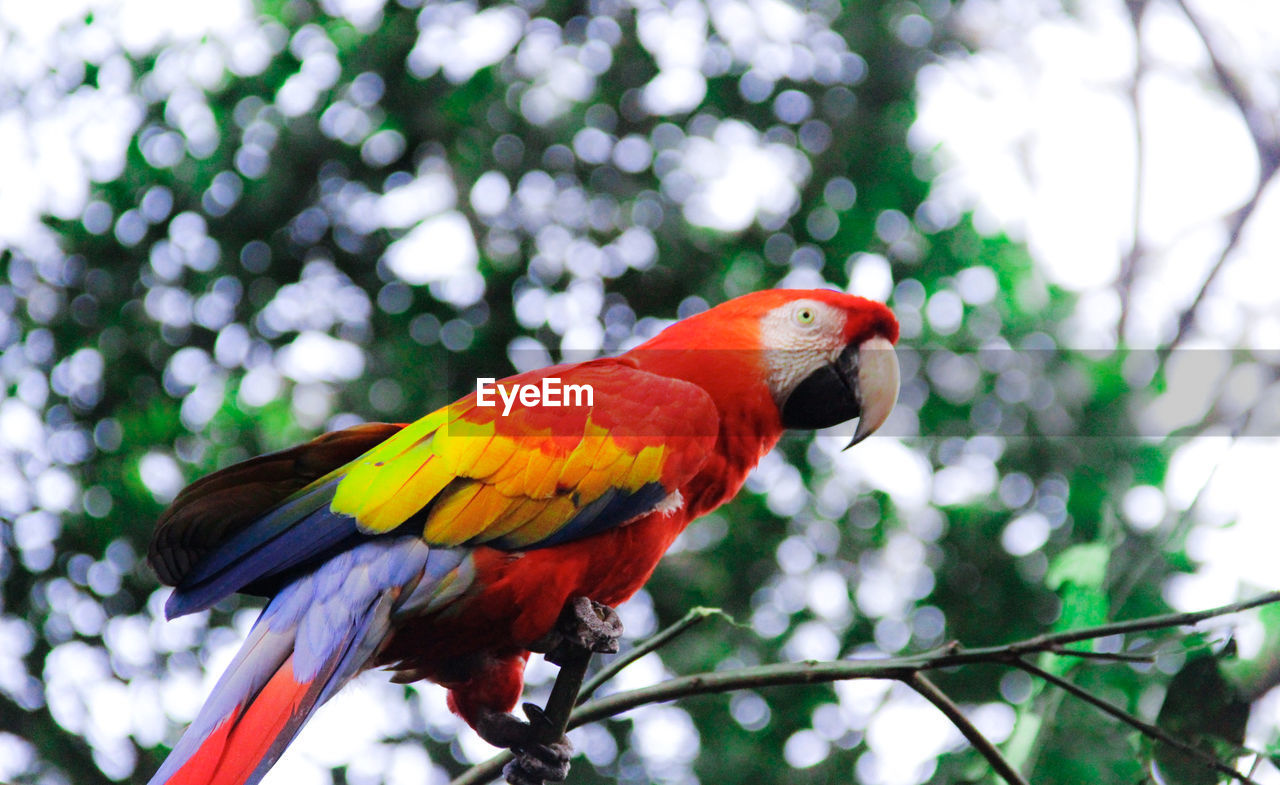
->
[165, 478, 366, 618]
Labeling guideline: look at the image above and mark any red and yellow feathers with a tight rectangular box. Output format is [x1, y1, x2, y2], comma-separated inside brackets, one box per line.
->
[147, 289, 899, 785]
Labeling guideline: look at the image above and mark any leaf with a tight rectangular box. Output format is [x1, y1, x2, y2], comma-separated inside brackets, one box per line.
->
[1151, 652, 1250, 785]
[1043, 544, 1111, 674]
[1222, 600, 1280, 700]
[1046, 543, 1110, 592]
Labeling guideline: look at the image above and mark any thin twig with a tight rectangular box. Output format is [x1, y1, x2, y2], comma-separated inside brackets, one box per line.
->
[1017, 658, 1260, 785]
[1046, 645, 1154, 664]
[1159, 187, 1274, 364]
[904, 672, 1031, 785]
[1159, 0, 1280, 361]
[568, 590, 1280, 723]
[1116, 0, 1148, 339]
[1173, 0, 1279, 171]
[532, 648, 593, 745]
[578, 607, 728, 703]
[570, 659, 917, 727]
[449, 607, 732, 785]
[993, 590, 1280, 655]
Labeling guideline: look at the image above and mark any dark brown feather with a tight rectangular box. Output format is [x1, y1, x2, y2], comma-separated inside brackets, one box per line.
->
[147, 422, 404, 587]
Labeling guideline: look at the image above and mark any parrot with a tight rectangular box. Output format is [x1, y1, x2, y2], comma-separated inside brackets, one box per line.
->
[146, 288, 900, 785]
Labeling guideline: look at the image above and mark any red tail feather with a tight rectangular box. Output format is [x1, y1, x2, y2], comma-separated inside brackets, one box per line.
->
[163, 656, 310, 785]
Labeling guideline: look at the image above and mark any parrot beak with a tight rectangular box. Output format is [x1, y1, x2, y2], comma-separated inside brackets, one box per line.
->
[845, 336, 899, 449]
[779, 335, 900, 448]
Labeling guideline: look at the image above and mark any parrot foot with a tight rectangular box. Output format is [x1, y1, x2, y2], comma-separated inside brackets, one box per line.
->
[503, 734, 573, 785]
[479, 597, 623, 785]
[538, 596, 623, 666]
[474, 708, 537, 749]
[474, 705, 573, 785]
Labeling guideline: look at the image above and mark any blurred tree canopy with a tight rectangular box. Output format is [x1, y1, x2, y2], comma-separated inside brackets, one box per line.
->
[2, 0, 1278, 784]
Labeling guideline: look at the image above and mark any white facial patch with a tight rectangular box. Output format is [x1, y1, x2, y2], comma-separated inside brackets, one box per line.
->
[758, 300, 847, 405]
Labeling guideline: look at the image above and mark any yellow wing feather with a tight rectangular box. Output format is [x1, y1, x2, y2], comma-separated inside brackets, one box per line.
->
[328, 363, 719, 549]
[521, 446, 567, 499]
[331, 408, 450, 515]
[496, 495, 579, 547]
[334, 439, 436, 524]
[419, 482, 488, 544]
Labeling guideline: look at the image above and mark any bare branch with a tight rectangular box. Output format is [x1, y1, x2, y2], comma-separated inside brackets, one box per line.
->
[1116, 0, 1148, 339]
[1160, 0, 1280, 360]
[1017, 658, 1260, 785]
[448, 607, 733, 785]
[450, 753, 510, 785]
[450, 592, 1280, 785]
[992, 590, 1280, 655]
[1159, 184, 1275, 364]
[1173, 0, 1280, 172]
[529, 648, 593, 746]
[577, 606, 730, 703]
[904, 672, 1031, 785]
[1046, 645, 1154, 664]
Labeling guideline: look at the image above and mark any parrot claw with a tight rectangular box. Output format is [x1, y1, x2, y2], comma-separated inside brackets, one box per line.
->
[503, 736, 573, 785]
[541, 596, 623, 666]
[475, 704, 574, 784]
[484, 597, 622, 784]
[475, 709, 537, 749]
[521, 702, 555, 736]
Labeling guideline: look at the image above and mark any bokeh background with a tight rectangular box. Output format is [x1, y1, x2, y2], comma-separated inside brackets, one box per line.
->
[2, 0, 1279, 783]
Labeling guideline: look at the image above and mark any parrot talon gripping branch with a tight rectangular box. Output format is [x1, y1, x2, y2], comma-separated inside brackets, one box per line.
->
[471, 596, 621, 785]
[145, 289, 900, 785]
[534, 597, 623, 664]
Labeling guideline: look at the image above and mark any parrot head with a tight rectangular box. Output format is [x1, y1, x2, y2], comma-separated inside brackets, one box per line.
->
[765, 293, 900, 447]
[637, 289, 900, 447]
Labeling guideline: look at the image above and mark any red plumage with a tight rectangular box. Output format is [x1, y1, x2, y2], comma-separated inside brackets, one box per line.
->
[147, 289, 899, 784]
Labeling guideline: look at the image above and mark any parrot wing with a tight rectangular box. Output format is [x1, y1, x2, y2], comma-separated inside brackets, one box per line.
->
[149, 421, 404, 589]
[151, 358, 719, 619]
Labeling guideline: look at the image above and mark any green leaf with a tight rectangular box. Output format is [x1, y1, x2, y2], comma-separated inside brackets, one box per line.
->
[1222, 600, 1280, 699]
[1151, 652, 1250, 785]
[1046, 543, 1110, 592]
[1042, 544, 1111, 673]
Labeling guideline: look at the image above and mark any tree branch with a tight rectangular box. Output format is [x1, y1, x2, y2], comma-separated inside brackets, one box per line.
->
[524, 646, 593, 747]
[990, 590, 1280, 655]
[450, 592, 1280, 785]
[904, 672, 1031, 785]
[1159, 183, 1275, 365]
[450, 750, 513, 785]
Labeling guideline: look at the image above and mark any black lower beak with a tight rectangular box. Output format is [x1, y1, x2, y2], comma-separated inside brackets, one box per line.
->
[779, 336, 900, 448]
[780, 344, 861, 430]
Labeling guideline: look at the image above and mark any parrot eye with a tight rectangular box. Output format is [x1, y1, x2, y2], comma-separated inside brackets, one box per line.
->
[794, 306, 816, 326]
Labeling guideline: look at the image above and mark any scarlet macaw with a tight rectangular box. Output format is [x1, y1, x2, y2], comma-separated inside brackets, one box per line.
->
[146, 288, 900, 785]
